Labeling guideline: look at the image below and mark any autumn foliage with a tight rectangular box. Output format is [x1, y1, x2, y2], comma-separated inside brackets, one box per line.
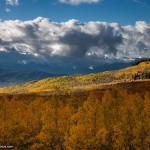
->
[0, 88, 150, 150]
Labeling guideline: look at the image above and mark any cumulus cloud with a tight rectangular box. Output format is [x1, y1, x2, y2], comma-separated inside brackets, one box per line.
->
[5, 0, 19, 5]
[0, 17, 150, 62]
[58, 0, 101, 5]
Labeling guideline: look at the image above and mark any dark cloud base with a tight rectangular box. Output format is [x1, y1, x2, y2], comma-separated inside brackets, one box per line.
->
[0, 18, 150, 74]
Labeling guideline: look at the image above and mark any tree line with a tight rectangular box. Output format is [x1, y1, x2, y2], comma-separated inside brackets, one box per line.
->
[132, 58, 150, 66]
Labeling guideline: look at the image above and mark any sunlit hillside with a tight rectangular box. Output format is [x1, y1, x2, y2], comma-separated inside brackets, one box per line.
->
[0, 61, 150, 150]
[0, 61, 149, 94]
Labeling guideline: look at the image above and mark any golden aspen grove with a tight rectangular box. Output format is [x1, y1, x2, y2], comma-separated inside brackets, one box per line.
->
[0, 61, 150, 150]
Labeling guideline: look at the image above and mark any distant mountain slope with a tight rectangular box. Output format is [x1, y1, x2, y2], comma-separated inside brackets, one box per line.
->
[0, 61, 150, 94]
[0, 69, 62, 87]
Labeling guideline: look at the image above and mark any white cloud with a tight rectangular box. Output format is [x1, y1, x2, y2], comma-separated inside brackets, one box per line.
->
[4, 0, 101, 6]
[5, 0, 19, 5]
[133, 0, 146, 6]
[89, 65, 94, 70]
[58, 0, 101, 5]
[5, 7, 11, 13]
[0, 17, 150, 61]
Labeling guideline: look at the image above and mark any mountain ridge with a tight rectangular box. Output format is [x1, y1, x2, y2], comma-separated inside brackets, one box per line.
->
[0, 69, 64, 87]
[0, 61, 149, 94]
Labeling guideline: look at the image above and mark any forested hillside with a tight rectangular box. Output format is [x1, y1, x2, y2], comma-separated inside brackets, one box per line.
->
[0, 87, 149, 150]
[0, 61, 150, 94]
[0, 61, 150, 150]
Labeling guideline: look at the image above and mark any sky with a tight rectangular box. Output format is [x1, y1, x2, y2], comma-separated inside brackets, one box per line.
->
[0, 0, 150, 24]
[0, 0, 150, 74]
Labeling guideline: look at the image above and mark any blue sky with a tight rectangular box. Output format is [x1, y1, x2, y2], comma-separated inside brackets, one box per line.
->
[0, 0, 150, 25]
[0, 0, 150, 74]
